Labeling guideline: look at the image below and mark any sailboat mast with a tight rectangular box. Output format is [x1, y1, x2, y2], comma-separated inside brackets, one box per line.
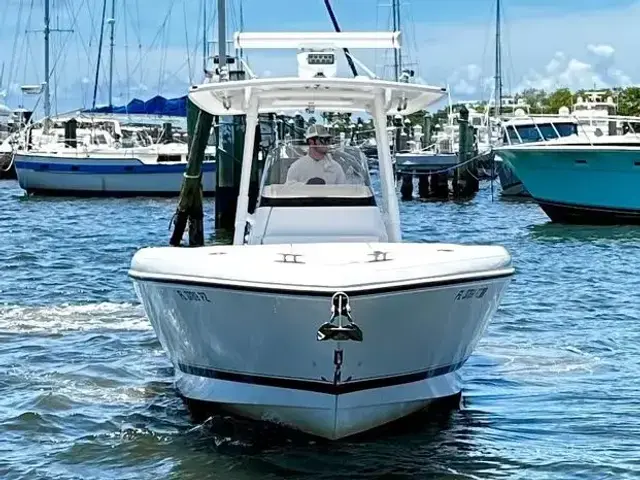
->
[44, 0, 51, 125]
[218, 0, 227, 74]
[202, 0, 208, 74]
[392, 0, 399, 81]
[494, 0, 502, 117]
[92, 0, 108, 109]
[108, 0, 116, 107]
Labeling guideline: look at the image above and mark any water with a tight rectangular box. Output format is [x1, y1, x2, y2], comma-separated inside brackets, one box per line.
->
[2, 179, 639, 479]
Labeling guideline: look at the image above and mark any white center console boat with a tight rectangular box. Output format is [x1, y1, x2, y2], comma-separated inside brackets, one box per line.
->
[129, 31, 514, 440]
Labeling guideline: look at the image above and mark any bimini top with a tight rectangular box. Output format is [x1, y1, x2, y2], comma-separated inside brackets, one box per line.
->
[188, 77, 447, 116]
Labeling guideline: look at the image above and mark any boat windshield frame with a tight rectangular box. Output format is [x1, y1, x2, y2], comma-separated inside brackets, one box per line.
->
[257, 142, 376, 208]
[503, 121, 578, 144]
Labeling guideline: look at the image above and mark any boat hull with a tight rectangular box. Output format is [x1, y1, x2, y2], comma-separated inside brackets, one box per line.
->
[495, 155, 530, 197]
[498, 146, 640, 224]
[14, 153, 216, 196]
[130, 268, 512, 439]
[0, 153, 16, 180]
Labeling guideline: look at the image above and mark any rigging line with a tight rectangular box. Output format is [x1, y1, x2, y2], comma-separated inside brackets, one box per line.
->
[477, 0, 494, 103]
[192, 0, 204, 80]
[107, 0, 121, 101]
[6, 0, 25, 94]
[157, 21, 169, 93]
[374, 0, 379, 77]
[134, 0, 143, 87]
[62, 0, 93, 76]
[83, 0, 99, 47]
[29, 0, 86, 116]
[323, 0, 358, 77]
[123, 0, 131, 103]
[83, 0, 97, 107]
[157, 1, 177, 94]
[128, 2, 175, 84]
[183, 0, 193, 85]
[18, 0, 36, 93]
[379, 2, 393, 80]
[0, 0, 10, 35]
[405, 1, 421, 75]
[239, 0, 245, 62]
[92, 0, 109, 109]
[501, 1, 515, 97]
[71, 1, 84, 93]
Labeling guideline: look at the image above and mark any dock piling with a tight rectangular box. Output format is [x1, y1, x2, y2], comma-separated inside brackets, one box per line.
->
[169, 99, 213, 247]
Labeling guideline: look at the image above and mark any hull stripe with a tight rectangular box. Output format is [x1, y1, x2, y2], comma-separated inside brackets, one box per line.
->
[23, 188, 216, 198]
[15, 160, 216, 174]
[177, 360, 467, 395]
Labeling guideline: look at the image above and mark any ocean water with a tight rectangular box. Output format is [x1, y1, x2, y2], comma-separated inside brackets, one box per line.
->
[1, 178, 639, 480]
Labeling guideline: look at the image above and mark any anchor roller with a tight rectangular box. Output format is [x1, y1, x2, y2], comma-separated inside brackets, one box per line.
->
[316, 292, 363, 342]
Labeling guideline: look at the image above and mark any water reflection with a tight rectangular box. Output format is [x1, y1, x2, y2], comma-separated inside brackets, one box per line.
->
[167, 403, 507, 480]
[528, 223, 640, 243]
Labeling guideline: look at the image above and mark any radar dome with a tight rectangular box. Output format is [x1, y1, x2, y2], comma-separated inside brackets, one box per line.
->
[514, 108, 526, 116]
[558, 106, 570, 116]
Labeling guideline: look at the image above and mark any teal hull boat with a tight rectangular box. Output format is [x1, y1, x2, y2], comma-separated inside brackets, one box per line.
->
[496, 144, 640, 224]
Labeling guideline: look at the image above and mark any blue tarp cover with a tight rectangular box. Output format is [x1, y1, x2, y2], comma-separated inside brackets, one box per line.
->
[84, 95, 187, 117]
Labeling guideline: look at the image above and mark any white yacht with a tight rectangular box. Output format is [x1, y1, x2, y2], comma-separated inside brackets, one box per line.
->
[572, 91, 618, 138]
[128, 31, 514, 440]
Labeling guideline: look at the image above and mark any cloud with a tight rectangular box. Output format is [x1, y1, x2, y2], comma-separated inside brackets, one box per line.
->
[545, 52, 566, 75]
[587, 44, 615, 58]
[517, 44, 633, 92]
[447, 63, 484, 96]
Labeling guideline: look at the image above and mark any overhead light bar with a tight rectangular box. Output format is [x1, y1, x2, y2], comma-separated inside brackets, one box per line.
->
[234, 31, 401, 50]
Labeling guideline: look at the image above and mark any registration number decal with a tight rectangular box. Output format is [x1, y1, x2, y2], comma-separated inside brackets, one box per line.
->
[176, 289, 212, 302]
[454, 287, 488, 301]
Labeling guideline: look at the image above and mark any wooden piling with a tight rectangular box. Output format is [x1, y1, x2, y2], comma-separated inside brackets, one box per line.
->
[454, 105, 477, 198]
[400, 174, 413, 200]
[430, 172, 449, 198]
[418, 175, 430, 198]
[169, 99, 214, 247]
[215, 114, 244, 230]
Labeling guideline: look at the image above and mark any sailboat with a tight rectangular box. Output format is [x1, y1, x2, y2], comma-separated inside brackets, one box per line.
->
[12, 0, 216, 196]
[129, 27, 514, 439]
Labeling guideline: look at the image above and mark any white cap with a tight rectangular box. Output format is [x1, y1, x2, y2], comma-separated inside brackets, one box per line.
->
[305, 124, 332, 140]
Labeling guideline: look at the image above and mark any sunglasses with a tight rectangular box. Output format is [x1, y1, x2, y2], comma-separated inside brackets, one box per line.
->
[312, 137, 331, 144]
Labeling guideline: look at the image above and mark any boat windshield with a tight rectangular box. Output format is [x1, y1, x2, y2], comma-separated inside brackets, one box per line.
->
[257, 142, 376, 208]
[504, 122, 578, 144]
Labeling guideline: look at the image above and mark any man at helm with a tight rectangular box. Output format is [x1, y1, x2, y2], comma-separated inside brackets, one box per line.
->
[285, 124, 346, 185]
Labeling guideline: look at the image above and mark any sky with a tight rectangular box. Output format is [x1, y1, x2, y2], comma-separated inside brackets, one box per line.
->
[0, 0, 638, 117]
